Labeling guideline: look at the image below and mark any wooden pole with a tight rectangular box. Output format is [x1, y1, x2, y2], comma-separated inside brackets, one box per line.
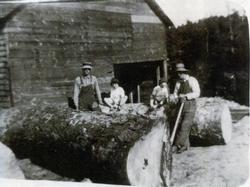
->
[137, 85, 140, 103]
[170, 102, 184, 145]
[156, 65, 160, 85]
[129, 92, 133, 104]
[163, 59, 168, 80]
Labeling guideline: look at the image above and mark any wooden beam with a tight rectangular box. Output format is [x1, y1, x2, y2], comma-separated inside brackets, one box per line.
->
[156, 65, 160, 85]
[162, 59, 168, 80]
[137, 84, 140, 103]
[129, 92, 133, 103]
[144, 0, 174, 27]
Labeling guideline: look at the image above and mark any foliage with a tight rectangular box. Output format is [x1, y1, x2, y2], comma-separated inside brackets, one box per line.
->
[166, 12, 249, 105]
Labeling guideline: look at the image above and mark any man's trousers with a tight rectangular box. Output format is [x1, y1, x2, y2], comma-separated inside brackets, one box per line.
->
[174, 100, 196, 149]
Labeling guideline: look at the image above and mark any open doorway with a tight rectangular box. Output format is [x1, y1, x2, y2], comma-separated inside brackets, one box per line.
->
[113, 60, 165, 104]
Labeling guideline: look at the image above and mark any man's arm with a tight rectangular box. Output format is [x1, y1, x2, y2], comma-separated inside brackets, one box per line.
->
[173, 82, 180, 98]
[117, 87, 125, 106]
[73, 77, 80, 110]
[185, 77, 200, 100]
[93, 78, 103, 105]
[150, 86, 159, 107]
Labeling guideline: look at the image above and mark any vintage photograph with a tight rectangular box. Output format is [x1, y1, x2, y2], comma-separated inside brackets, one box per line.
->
[0, 0, 249, 187]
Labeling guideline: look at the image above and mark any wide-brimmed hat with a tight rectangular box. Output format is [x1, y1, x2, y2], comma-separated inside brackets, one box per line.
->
[176, 63, 188, 72]
[81, 62, 93, 69]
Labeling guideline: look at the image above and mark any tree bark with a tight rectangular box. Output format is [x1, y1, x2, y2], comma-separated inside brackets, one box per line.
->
[2, 104, 172, 187]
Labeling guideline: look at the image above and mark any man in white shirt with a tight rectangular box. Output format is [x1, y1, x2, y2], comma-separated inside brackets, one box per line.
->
[73, 62, 103, 111]
[104, 78, 128, 111]
[150, 78, 169, 109]
[172, 63, 200, 153]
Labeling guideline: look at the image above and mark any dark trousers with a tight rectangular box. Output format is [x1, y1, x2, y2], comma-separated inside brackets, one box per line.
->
[79, 85, 99, 111]
[174, 100, 196, 148]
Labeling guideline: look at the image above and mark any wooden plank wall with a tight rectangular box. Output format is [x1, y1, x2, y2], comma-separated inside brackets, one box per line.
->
[0, 33, 12, 108]
[0, 1, 167, 105]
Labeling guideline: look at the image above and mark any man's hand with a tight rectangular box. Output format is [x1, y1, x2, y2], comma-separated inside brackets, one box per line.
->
[159, 100, 164, 106]
[169, 94, 178, 104]
[179, 94, 187, 103]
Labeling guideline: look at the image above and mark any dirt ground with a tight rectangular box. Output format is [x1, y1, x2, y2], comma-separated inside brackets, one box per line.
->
[171, 116, 249, 187]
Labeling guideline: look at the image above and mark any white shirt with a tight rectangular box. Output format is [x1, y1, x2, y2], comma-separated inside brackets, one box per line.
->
[110, 86, 125, 104]
[173, 75, 200, 100]
[151, 85, 169, 101]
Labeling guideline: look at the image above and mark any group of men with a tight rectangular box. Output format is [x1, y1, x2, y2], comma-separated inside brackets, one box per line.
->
[73, 61, 200, 153]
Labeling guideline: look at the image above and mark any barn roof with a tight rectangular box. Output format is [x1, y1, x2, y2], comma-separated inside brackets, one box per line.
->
[0, 0, 174, 27]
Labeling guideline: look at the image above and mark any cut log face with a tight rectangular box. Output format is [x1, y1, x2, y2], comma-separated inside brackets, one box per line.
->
[127, 118, 171, 187]
[0, 142, 25, 179]
[191, 98, 232, 145]
[2, 104, 171, 187]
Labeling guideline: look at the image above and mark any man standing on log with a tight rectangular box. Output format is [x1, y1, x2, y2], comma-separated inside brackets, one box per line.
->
[73, 62, 103, 111]
[172, 63, 200, 153]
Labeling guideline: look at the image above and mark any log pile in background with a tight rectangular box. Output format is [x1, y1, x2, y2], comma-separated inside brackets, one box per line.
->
[1, 103, 171, 187]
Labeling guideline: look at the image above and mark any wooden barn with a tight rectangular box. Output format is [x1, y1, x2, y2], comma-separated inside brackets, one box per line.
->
[0, 0, 173, 107]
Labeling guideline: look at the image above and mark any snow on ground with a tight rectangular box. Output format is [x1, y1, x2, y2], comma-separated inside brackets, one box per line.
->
[171, 116, 250, 187]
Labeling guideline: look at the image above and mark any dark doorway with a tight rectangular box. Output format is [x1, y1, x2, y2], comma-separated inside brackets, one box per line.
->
[113, 61, 164, 104]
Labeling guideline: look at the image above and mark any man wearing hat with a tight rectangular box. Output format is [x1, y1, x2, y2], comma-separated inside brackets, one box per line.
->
[73, 62, 103, 111]
[104, 78, 128, 111]
[150, 78, 169, 109]
[172, 63, 200, 153]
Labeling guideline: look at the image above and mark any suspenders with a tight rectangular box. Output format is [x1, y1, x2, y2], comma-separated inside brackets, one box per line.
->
[80, 75, 94, 88]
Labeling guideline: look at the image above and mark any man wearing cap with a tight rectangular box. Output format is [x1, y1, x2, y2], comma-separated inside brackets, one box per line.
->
[150, 78, 169, 109]
[73, 62, 103, 111]
[104, 78, 128, 111]
[172, 63, 200, 153]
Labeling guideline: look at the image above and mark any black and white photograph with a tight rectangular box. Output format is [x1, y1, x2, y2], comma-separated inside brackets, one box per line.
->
[0, 0, 249, 187]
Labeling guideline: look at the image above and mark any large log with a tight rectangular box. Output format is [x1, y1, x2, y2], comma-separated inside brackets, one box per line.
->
[0, 142, 25, 179]
[166, 97, 232, 146]
[190, 97, 232, 145]
[2, 104, 171, 187]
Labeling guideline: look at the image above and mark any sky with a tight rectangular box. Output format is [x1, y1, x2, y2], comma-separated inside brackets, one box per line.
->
[156, 0, 248, 27]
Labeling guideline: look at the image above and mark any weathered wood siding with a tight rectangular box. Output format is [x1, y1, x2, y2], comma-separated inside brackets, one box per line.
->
[0, 33, 12, 108]
[0, 1, 167, 105]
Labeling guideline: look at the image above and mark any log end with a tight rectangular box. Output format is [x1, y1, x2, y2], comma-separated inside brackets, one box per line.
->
[191, 100, 233, 146]
[221, 104, 232, 144]
[126, 118, 171, 187]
